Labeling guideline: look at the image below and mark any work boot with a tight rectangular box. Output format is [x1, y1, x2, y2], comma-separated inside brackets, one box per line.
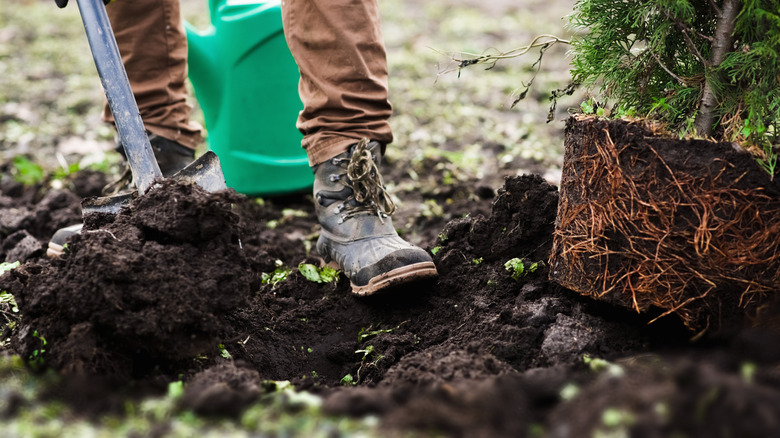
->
[46, 134, 194, 258]
[314, 138, 438, 296]
[103, 132, 195, 195]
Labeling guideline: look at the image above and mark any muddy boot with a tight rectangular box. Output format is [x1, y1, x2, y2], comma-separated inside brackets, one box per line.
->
[314, 138, 438, 296]
[46, 135, 195, 258]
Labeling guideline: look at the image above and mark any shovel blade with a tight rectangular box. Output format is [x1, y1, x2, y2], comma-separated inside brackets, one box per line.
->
[169, 151, 227, 192]
[81, 151, 228, 217]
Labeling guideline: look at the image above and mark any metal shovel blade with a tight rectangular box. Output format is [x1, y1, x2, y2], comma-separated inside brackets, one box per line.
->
[82, 151, 228, 216]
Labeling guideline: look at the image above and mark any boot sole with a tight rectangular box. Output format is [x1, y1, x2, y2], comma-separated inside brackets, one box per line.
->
[351, 261, 438, 296]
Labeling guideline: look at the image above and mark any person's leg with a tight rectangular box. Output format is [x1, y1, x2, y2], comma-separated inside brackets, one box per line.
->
[281, 0, 393, 166]
[282, 0, 437, 295]
[103, 0, 201, 176]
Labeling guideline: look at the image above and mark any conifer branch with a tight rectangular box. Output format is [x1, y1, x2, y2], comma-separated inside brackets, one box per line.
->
[661, 8, 709, 66]
[647, 49, 688, 86]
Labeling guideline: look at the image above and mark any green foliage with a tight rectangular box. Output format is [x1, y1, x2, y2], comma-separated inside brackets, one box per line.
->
[52, 162, 80, 181]
[357, 321, 407, 343]
[11, 156, 44, 185]
[218, 344, 232, 360]
[583, 354, 625, 377]
[570, 0, 780, 175]
[504, 258, 544, 280]
[0, 289, 20, 342]
[28, 330, 47, 371]
[0, 261, 20, 276]
[167, 381, 184, 400]
[298, 263, 340, 284]
[261, 261, 292, 289]
[358, 327, 390, 343]
[0, 292, 18, 314]
[340, 374, 356, 386]
[354, 345, 385, 382]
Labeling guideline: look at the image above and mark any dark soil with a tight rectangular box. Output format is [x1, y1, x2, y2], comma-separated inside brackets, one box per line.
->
[2, 163, 780, 437]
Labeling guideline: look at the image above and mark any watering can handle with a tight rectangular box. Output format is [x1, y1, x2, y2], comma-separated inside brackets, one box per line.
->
[75, 0, 163, 195]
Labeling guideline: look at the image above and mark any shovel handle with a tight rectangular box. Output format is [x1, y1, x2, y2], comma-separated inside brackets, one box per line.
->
[75, 0, 162, 195]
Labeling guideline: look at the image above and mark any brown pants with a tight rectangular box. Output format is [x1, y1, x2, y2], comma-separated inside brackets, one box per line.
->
[109, 0, 393, 166]
[104, 0, 202, 150]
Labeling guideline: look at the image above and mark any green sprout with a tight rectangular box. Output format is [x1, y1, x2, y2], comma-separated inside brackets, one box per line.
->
[357, 321, 407, 342]
[0, 261, 20, 276]
[218, 344, 232, 360]
[168, 381, 184, 400]
[11, 156, 44, 185]
[504, 258, 544, 280]
[261, 260, 292, 289]
[340, 374, 356, 386]
[53, 162, 80, 181]
[298, 263, 340, 284]
[28, 330, 47, 370]
[583, 354, 624, 377]
[353, 345, 385, 383]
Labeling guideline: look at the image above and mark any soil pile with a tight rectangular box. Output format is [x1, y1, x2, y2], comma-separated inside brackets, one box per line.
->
[2, 170, 780, 436]
[1, 180, 255, 379]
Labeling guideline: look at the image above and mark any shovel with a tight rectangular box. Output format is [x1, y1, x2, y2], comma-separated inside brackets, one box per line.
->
[75, 0, 226, 216]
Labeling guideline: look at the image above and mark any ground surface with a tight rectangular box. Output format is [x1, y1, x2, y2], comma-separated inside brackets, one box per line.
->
[1, 1, 780, 437]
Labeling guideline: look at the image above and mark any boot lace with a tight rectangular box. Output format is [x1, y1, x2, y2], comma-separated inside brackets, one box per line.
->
[341, 138, 396, 221]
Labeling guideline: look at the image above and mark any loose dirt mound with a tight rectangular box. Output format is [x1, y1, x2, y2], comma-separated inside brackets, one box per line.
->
[2, 171, 780, 436]
[2, 180, 254, 379]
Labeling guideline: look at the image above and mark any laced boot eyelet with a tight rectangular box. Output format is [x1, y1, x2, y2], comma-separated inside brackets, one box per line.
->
[329, 174, 340, 182]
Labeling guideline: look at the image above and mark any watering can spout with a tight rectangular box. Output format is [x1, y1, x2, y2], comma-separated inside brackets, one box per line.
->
[185, 23, 221, 118]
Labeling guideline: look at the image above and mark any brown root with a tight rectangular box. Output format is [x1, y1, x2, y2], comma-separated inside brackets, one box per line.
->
[551, 116, 780, 331]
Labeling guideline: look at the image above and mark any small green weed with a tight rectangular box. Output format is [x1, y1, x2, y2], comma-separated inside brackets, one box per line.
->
[583, 354, 624, 377]
[559, 383, 580, 401]
[0, 261, 20, 276]
[167, 381, 184, 400]
[52, 162, 80, 181]
[298, 263, 340, 284]
[357, 321, 407, 342]
[420, 199, 444, 218]
[580, 98, 606, 117]
[504, 258, 544, 280]
[353, 345, 385, 383]
[261, 260, 292, 289]
[218, 344, 232, 360]
[600, 406, 635, 429]
[11, 156, 44, 186]
[356, 345, 379, 362]
[431, 246, 441, 256]
[741, 361, 757, 384]
[28, 330, 47, 370]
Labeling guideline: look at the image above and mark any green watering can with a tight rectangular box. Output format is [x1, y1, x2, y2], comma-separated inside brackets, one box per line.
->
[185, 0, 312, 196]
